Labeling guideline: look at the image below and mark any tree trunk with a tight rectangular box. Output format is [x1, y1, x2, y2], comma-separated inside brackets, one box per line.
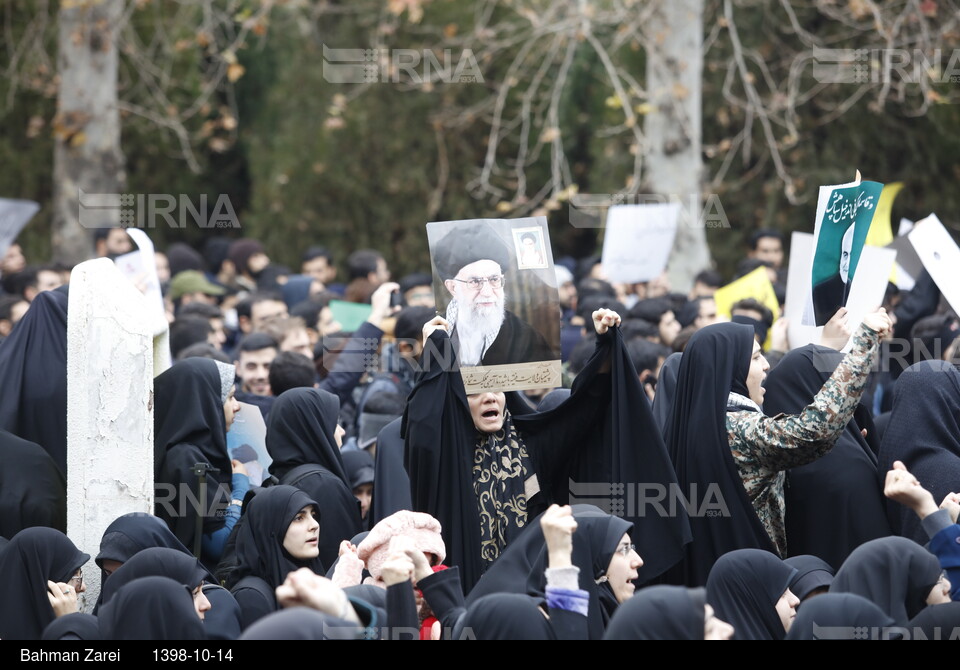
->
[53, 0, 125, 266]
[644, 0, 709, 292]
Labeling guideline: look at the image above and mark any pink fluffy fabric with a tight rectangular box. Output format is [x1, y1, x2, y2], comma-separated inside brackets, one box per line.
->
[358, 510, 446, 579]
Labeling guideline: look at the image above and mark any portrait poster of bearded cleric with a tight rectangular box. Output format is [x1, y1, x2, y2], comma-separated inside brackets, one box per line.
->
[426, 217, 561, 394]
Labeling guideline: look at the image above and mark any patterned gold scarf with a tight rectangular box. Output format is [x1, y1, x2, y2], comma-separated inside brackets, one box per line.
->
[472, 412, 532, 566]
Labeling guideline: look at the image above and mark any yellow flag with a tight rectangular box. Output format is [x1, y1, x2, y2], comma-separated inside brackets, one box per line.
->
[866, 182, 903, 248]
[714, 266, 781, 350]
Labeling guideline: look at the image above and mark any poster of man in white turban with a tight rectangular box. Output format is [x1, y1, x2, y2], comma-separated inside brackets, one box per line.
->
[426, 217, 561, 393]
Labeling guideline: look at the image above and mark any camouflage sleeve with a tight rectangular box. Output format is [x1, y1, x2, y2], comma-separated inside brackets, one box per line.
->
[729, 323, 881, 472]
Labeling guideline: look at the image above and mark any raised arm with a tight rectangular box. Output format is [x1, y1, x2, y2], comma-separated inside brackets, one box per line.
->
[730, 310, 890, 472]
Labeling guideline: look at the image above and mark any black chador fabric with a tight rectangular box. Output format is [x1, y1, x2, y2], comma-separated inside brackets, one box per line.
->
[604, 585, 706, 640]
[0, 429, 66, 537]
[877, 360, 960, 544]
[663, 323, 775, 587]
[907, 602, 960, 640]
[41, 613, 101, 641]
[455, 593, 555, 640]
[0, 287, 68, 474]
[706, 548, 796, 641]
[154, 358, 233, 551]
[650, 352, 681, 437]
[763, 345, 891, 569]
[370, 418, 411, 526]
[266, 388, 362, 569]
[784, 555, 835, 601]
[404, 328, 690, 593]
[98, 576, 205, 640]
[100, 547, 207, 606]
[0, 526, 90, 640]
[466, 505, 633, 640]
[786, 593, 895, 640]
[93, 512, 201, 615]
[239, 607, 362, 640]
[830, 536, 942, 625]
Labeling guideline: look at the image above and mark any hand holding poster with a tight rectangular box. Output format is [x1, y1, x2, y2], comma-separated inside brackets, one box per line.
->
[600, 203, 680, 284]
[427, 217, 561, 394]
[802, 175, 884, 326]
[226, 401, 270, 486]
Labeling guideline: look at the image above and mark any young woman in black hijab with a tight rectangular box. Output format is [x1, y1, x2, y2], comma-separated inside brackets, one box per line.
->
[763, 344, 892, 569]
[664, 310, 889, 585]
[830, 536, 948, 625]
[98, 576, 205, 641]
[464, 504, 641, 639]
[341, 449, 375, 530]
[0, 526, 90, 640]
[93, 512, 241, 639]
[706, 548, 800, 640]
[604, 585, 734, 640]
[785, 593, 896, 640]
[405, 310, 689, 593]
[94, 512, 194, 610]
[227, 485, 326, 630]
[99, 547, 210, 620]
[877, 360, 960, 544]
[266, 387, 361, 569]
[154, 357, 247, 566]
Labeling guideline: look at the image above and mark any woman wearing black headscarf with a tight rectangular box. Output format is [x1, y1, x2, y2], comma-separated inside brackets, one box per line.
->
[100, 548, 209, 618]
[785, 593, 896, 640]
[0, 526, 90, 640]
[0, 287, 68, 474]
[664, 312, 889, 586]
[464, 504, 640, 640]
[154, 358, 247, 566]
[763, 344, 892, 569]
[604, 585, 734, 640]
[227, 485, 326, 630]
[98, 576, 205, 640]
[405, 310, 690, 594]
[266, 387, 362, 569]
[706, 548, 799, 640]
[830, 536, 947, 625]
[877, 360, 960, 544]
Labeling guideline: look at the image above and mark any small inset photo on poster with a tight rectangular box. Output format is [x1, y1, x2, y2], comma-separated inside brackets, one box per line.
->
[512, 226, 549, 270]
[427, 217, 561, 394]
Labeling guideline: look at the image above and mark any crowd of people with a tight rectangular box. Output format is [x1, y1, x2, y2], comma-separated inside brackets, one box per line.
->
[0, 226, 959, 641]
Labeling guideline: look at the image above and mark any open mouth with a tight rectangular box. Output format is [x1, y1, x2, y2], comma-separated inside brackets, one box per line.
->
[482, 409, 500, 420]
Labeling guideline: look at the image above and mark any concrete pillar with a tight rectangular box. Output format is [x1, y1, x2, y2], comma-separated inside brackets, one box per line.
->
[66, 258, 169, 611]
